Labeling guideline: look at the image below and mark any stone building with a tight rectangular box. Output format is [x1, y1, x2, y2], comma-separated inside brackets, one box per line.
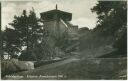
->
[40, 5, 79, 57]
[40, 5, 78, 45]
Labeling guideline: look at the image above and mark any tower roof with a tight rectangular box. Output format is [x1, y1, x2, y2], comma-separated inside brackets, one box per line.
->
[40, 5, 72, 21]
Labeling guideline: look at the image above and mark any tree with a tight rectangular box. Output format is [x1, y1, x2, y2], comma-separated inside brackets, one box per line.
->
[3, 27, 21, 57]
[91, 1, 127, 56]
[3, 9, 43, 60]
[91, 1, 127, 36]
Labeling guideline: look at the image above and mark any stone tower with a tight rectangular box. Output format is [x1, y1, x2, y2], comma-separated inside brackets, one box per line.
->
[40, 5, 79, 56]
[40, 5, 78, 41]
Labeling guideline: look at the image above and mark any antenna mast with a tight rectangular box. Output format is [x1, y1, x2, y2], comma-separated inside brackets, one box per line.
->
[56, 4, 58, 10]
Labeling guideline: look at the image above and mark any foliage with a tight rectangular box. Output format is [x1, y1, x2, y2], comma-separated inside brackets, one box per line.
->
[3, 9, 43, 60]
[91, 1, 127, 56]
[3, 28, 21, 56]
[91, 1, 127, 36]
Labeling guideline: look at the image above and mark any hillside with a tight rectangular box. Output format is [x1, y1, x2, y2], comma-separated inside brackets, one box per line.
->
[2, 27, 127, 80]
[79, 27, 117, 58]
[3, 57, 126, 80]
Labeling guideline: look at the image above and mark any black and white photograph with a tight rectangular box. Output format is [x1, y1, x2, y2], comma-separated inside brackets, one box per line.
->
[0, 0, 127, 80]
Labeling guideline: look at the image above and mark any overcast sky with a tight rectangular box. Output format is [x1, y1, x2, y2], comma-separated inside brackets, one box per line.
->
[2, 0, 98, 30]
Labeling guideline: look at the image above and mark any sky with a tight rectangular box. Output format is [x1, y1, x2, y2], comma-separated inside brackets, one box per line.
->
[2, 0, 98, 30]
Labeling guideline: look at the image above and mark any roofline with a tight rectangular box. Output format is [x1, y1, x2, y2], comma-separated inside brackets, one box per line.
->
[40, 9, 72, 14]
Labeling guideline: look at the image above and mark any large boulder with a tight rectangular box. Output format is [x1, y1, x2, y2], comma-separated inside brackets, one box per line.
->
[1, 59, 34, 77]
[24, 61, 34, 70]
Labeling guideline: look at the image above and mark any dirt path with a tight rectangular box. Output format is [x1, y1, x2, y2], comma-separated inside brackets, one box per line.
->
[22, 57, 79, 74]
[37, 57, 79, 70]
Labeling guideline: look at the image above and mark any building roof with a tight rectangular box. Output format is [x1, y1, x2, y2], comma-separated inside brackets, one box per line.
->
[40, 9, 72, 21]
